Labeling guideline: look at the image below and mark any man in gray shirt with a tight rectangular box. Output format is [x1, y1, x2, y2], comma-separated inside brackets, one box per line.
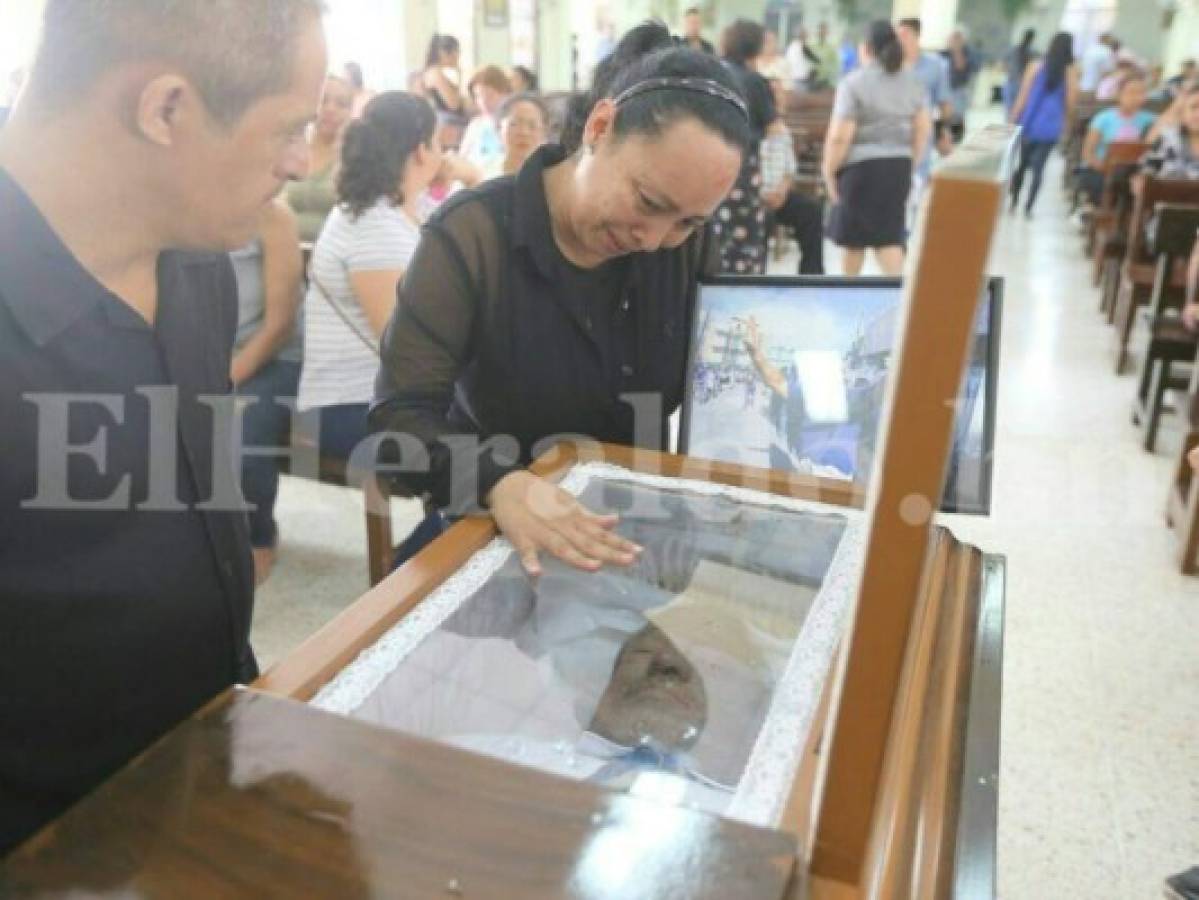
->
[897, 18, 953, 159]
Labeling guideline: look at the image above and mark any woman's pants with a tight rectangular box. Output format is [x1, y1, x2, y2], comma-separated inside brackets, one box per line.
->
[772, 191, 826, 275]
[238, 359, 302, 549]
[1010, 140, 1055, 212]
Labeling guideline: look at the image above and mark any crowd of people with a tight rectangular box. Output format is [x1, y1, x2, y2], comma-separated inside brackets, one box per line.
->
[9, 0, 1199, 867]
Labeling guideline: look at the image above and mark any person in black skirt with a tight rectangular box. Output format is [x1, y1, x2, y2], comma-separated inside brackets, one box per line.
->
[714, 19, 777, 275]
[822, 20, 930, 276]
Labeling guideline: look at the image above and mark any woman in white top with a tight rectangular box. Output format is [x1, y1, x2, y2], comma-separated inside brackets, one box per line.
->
[298, 92, 442, 465]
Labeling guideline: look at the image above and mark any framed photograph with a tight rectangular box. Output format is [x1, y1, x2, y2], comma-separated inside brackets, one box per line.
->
[679, 276, 1003, 515]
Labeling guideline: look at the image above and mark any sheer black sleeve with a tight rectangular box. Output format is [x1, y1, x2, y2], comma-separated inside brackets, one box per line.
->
[370, 198, 521, 514]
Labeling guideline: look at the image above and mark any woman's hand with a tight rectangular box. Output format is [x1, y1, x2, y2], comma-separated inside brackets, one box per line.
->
[487, 471, 642, 576]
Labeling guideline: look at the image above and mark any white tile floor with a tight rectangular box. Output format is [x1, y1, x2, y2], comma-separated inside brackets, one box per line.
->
[251, 151, 1199, 899]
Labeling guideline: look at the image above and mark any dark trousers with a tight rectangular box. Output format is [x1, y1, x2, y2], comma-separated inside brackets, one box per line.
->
[316, 402, 372, 463]
[773, 191, 826, 275]
[238, 358, 301, 549]
[1076, 166, 1106, 206]
[1010, 140, 1055, 212]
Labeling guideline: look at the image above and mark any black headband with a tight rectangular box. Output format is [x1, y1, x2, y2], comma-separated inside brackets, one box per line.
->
[611, 76, 750, 121]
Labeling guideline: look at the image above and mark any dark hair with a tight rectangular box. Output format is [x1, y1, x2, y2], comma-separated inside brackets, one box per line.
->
[721, 19, 766, 65]
[897, 17, 921, 36]
[511, 65, 539, 92]
[867, 20, 904, 74]
[1015, 28, 1036, 75]
[424, 34, 460, 68]
[26, 0, 324, 125]
[561, 20, 753, 156]
[343, 61, 365, 91]
[337, 92, 435, 218]
[684, 6, 701, 15]
[497, 91, 549, 126]
[1042, 31, 1073, 92]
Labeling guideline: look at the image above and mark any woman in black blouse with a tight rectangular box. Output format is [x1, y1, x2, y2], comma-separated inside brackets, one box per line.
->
[372, 21, 754, 575]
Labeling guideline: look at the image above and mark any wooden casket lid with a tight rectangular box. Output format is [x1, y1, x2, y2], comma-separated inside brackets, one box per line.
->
[1, 687, 798, 899]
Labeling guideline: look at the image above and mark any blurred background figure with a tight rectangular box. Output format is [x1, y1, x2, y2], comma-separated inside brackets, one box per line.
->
[510, 65, 539, 94]
[298, 93, 443, 470]
[1004, 28, 1037, 116]
[460, 65, 513, 171]
[941, 26, 979, 144]
[487, 93, 549, 179]
[715, 19, 776, 275]
[1009, 32, 1077, 217]
[284, 74, 355, 244]
[229, 201, 304, 586]
[758, 30, 794, 84]
[679, 7, 715, 55]
[1080, 32, 1117, 93]
[423, 33, 467, 149]
[824, 20, 930, 276]
[343, 61, 374, 118]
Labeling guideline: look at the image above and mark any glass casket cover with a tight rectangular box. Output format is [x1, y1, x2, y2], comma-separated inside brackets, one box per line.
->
[313, 465, 865, 827]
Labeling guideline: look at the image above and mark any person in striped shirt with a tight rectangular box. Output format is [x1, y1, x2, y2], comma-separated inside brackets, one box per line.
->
[297, 92, 442, 466]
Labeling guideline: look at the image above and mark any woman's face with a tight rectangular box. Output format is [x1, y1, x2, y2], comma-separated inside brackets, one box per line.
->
[500, 99, 547, 163]
[405, 131, 445, 195]
[1183, 94, 1199, 133]
[1119, 78, 1147, 111]
[316, 77, 354, 140]
[441, 47, 460, 68]
[569, 106, 742, 262]
[473, 83, 506, 117]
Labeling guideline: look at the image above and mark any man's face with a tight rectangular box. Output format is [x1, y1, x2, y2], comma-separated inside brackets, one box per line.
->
[166, 17, 327, 249]
[896, 24, 920, 59]
[684, 12, 702, 40]
[589, 624, 707, 749]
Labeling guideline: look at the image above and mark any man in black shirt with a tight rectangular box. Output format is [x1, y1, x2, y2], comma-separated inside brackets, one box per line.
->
[678, 8, 716, 55]
[0, 0, 326, 854]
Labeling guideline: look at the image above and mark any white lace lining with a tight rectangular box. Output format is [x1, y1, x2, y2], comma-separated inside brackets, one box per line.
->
[311, 462, 864, 829]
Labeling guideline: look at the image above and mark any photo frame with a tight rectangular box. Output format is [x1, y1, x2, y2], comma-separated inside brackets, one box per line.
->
[679, 275, 1003, 515]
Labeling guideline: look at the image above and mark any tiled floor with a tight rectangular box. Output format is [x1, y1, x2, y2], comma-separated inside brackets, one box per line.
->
[251, 152, 1199, 898]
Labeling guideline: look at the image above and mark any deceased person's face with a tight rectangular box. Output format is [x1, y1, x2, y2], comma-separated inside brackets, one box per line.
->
[589, 624, 708, 750]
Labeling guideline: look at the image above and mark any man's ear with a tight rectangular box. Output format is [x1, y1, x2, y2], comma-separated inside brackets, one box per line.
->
[135, 74, 193, 147]
[584, 98, 617, 150]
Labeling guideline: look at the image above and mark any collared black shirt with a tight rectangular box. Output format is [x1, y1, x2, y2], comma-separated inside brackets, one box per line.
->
[0, 169, 256, 853]
[371, 143, 705, 512]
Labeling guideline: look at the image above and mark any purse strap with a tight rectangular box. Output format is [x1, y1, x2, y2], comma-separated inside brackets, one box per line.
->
[308, 265, 383, 359]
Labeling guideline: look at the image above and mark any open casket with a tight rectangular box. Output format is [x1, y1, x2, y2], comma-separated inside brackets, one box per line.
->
[1, 126, 1016, 899]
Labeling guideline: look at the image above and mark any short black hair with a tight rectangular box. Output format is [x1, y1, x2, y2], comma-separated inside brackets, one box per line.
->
[867, 20, 904, 74]
[25, 0, 324, 126]
[561, 20, 752, 157]
[684, 7, 701, 16]
[897, 17, 922, 35]
[721, 19, 766, 65]
[337, 92, 435, 218]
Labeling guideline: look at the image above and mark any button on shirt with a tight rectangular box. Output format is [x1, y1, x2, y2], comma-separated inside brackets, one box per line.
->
[0, 169, 256, 853]
[372, 143, 705, 513]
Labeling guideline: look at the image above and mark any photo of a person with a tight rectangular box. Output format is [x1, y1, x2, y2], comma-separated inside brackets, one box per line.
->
[686, 284, 898, 479]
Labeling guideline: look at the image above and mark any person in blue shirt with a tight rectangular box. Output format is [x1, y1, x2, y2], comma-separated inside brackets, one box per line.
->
[1077, 72, 1156, 205]
[1009, 32, 1078, 216]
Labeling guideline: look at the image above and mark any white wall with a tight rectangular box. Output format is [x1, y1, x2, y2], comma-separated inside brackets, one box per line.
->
[1, 0, 45, 78]
[1164, 1, 1199, 74]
